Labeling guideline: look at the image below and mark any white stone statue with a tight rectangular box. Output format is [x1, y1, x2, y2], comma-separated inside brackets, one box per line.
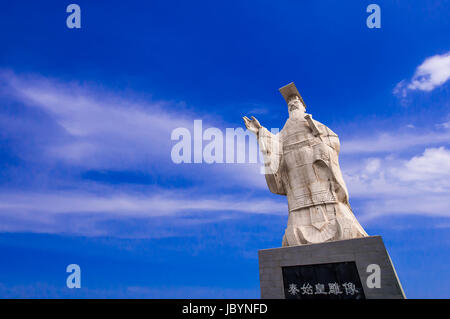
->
[243, 82, 367, 246]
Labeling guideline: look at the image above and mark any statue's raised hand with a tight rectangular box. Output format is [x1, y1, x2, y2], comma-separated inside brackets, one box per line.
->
[242, 116, 262, 134]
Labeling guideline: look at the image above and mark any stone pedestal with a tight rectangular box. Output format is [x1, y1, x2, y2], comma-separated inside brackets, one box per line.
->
[258, 236, 405, 299]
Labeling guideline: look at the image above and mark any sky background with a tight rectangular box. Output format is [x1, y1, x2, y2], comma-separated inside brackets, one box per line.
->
[0, 0, 449, 298]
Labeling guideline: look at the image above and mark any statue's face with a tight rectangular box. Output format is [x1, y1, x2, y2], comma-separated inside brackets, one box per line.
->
[288, 97, 305, 114]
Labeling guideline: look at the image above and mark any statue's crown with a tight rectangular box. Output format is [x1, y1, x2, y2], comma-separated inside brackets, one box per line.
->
[279, 82, 306, 108]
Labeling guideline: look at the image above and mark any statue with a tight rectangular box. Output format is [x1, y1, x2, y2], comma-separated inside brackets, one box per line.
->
[243, 82, 367, 246]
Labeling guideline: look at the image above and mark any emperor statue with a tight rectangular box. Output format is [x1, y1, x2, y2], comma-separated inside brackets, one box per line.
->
[243, 82, 367, 246]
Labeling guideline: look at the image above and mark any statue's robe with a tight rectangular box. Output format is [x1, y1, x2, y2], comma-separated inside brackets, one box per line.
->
[258, 113, 367, 246]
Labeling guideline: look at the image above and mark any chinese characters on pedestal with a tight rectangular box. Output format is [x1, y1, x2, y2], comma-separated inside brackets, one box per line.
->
[288, 282, 359, 296]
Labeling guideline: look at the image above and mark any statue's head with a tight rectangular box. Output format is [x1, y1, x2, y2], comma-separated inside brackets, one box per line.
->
[279, 82, 306, 117]
[287, 95, 306, 114]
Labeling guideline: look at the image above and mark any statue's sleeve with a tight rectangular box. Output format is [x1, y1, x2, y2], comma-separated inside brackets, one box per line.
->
[258, 127, 286, 196]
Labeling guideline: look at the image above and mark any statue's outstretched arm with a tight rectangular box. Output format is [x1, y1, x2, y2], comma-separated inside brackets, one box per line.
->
[242, 115, 285, 195]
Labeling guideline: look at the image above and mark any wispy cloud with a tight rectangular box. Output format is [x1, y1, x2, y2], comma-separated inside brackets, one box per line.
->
[0, 70, 193, 169]
[394, 52, 450, 98]
[341, 128, 450, 154]
[0, 189, 286, 237]
[0, 282, 259, 298]
[0, 70, 266, 187]
[344, 146, 450, 223]
[1, 69, 449, 238]
[0, 70, 279, 237]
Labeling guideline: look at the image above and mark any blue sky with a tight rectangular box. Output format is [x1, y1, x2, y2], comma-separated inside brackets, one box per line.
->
[0, 0, 449, 298]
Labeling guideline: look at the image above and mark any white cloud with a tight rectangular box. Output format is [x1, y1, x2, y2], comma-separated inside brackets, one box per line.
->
[0, 70, 268, 188]
[344, 147, 450, 223]
[394, 147, 450, 182]
[436, 120, 450, 129]
[394, 52, 450, 97]
[341, 129, 450, 154]
[408, 52, 450, 91]
[365, 158, 381, 174]
[0, 70, 275, 237]
[0, 282, 259, 298]
[1, 70, 192, 168]
[1, 70, 450, 238]
[0, 189, 286, 237]
[0, 191, 285, 217]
